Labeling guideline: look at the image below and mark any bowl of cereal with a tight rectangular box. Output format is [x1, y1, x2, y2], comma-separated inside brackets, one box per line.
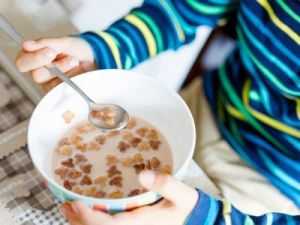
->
[28, 69, 195, 212]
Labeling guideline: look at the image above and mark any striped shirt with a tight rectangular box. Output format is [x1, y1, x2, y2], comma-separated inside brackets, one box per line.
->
[79, 0, 300, 224]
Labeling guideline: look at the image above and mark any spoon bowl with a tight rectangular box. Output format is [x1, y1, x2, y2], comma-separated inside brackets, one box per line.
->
[88, 103, 129, 130]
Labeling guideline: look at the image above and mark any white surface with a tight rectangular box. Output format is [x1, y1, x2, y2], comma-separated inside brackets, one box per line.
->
[70, 0, 212, 91]
[28, 70, 196, 205]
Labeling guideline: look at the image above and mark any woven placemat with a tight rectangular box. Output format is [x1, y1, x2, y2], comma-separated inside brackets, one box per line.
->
[0, 70, 34, 159]
[0, 69, 66, 224]
[0, 146, 67, 225]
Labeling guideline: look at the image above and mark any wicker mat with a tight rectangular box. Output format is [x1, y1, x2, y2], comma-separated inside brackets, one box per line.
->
[0, 70, 66, 225]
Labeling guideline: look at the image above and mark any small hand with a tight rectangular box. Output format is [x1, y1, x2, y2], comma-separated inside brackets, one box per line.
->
[15, 37, 96, 91]
[60, 170, 198, 225]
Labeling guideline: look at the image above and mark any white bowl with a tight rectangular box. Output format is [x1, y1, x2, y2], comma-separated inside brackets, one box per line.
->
[28, 69, 195, 212]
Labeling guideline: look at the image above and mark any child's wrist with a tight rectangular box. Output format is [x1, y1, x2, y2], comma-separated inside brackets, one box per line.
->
[70, 34, 96, 65]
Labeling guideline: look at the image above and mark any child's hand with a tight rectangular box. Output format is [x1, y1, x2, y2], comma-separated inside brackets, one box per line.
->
[15, 37, 96, 90]
[60, 170, 198, 225]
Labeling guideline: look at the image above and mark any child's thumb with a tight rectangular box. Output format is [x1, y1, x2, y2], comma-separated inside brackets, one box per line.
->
[139, 170, 197, 206]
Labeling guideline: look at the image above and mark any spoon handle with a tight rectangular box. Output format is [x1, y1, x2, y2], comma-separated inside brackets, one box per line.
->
[0, 13, 93, 104]
[46, 65, 93, 103]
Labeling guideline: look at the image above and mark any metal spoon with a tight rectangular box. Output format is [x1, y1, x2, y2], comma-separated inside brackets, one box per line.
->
[0, 13, 129, 130]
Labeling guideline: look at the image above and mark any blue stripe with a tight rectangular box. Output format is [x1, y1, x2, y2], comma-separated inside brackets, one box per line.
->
[272, 0, 299, 31]
[204, 196, 219, 225]
[206, 0, 239, 4]
[174, 0, 217, 27]
[219, 123, 255, 168]
[238, 17, 300, 86]
[117, 22, 148, 61]
[139, 5, 175, 50]
[108, 27, 138, 65]
[286, 215, 296, 225]
[238, 48, 273, 116]
[165, 0, 196, 36]
[242, 131, 300, 176]
[279, 97, 300, 127]
[258, 150, 300, 191]
[244, 0, 297, 52]
[283, 135, 300, 154]
[80, 32, 112, 68]
[242, 132, 292, 163]
[259, 158, 300, 206]
[241, 3, 300, 66]
[237, 27, 300, 97]
[146, 1, 183, 47]
[88, 32, 118, 68]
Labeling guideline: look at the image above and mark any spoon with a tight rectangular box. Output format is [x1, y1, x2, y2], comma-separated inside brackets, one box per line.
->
[0, 13, 129, 130]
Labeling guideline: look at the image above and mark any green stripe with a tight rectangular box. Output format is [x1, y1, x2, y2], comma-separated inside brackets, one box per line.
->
[228, 116, 245, 146]
[244, 216, 254, 225]
[132, 11, 164, 52]
[124, 55, 132, 69]
[249, 90, 261, 102]
[237, 27, 300, 97]
[218, 63, 289, 154]
[186, 0, 236, 14]
[276, 0, 300, 23]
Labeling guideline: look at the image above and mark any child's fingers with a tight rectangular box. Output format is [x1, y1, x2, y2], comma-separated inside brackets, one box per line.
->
[60, 202, 82, 225]
[42, 78, 61, 91]
[22, 37, 72, 54]
[53, 56, 80, 73]
[139, 170, 198, 208]
[29, 67, 54, 84]
[41, 63, 89, 91]
[30, 56, 79, 83]
[21, 40, 41, 52]
[16, 47, 56, 72]
[61, 201, 114, 225]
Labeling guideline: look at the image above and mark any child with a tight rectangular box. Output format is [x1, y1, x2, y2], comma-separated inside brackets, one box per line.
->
[16, 0, 300, 224]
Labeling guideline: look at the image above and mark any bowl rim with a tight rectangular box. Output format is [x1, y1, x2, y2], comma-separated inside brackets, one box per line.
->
[27, 69, 196, 203]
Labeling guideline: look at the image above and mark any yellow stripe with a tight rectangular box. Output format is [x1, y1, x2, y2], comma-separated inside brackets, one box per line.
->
[225, 103, 247, 122]
[295, 99, 300, 120]
[124, 15, 157, 57]
[222, 200, 232, 225]
[257, 0, 300, 44]
[243, 80, 300, 138]
[217, 18, 229, 27]
[97, 32, 122, 69]
[159, 0, 185, 42]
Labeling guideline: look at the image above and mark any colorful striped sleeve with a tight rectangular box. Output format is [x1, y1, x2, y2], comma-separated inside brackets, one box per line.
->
[78, 0, 239, 69]
[186, 190, 300, 225]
